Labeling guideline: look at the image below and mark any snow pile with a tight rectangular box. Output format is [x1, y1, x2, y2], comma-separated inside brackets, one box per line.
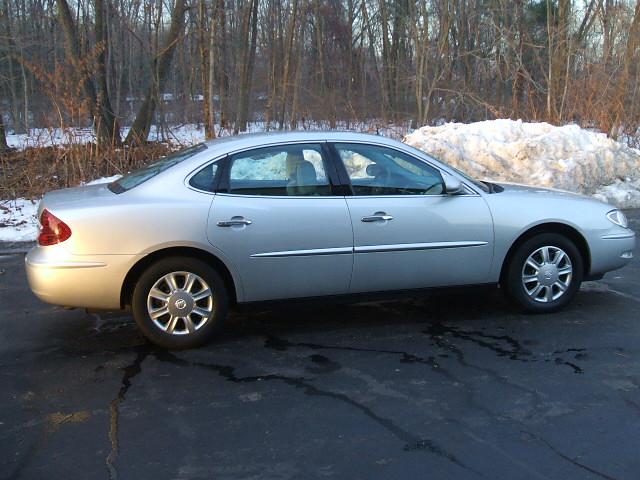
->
[593, 178, 640, 209]
[0, 199, 39, 242]
[0, 176, 122, 243]
[84, 174, 122, 186]
[404, 119, 640, 207]
[231, 150, 327, 181]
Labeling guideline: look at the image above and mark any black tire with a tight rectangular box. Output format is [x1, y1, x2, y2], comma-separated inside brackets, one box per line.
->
[505, 233, 583, 313]
[132, 256, 229, 349]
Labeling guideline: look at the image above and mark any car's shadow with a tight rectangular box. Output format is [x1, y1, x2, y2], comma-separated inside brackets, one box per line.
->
[41, 284, 625, 356]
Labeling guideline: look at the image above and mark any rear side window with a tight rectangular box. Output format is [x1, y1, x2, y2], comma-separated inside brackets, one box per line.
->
[189, 163, 219, 192]
[109, 144, 207, 193]
[227, 144, 331, 196]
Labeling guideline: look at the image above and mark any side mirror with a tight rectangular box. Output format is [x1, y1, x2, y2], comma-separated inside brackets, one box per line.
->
[443, 174, 463, 195]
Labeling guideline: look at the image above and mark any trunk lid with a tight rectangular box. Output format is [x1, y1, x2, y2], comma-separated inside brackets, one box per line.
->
[39, 184, 116, 216]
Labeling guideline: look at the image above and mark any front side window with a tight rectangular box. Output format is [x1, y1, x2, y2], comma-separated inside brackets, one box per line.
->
[227, 144, 331, 196]
[334, 143, 444, 196]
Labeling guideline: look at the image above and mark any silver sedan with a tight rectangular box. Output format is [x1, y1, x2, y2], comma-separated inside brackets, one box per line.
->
[25, 132, 636, 348]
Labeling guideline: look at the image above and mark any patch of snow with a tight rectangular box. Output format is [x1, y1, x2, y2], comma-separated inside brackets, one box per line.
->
[404, 119, 640, 208]
[0, 199, 39, 242]
[84, 175, 122, 186]
[147, 124, 207, 145]
[593, 178, 640, 209]
[6, 128, 95, 150]
[5, 120, 411, 151]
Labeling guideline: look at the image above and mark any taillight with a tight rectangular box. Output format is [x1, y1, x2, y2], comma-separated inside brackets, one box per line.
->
[38, 209, 72, 246]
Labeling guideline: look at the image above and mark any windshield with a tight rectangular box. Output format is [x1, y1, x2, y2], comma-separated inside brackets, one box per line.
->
[401, 142, 489, 193]
[108, 144, 207, 193]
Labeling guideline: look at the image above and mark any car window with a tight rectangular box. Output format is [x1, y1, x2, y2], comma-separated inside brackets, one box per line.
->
[334, 143, 444, 196]
[109, 144, 207, 193]
[189, 163, 219, 192]
[228, 144, 331, 196]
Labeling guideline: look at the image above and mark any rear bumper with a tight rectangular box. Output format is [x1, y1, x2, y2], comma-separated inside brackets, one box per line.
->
[25, 245, 138, 310]
[588, 229, 636, 277]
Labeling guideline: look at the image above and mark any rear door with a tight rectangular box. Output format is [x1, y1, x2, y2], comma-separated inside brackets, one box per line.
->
[207, 143, 353, 302]
[331, 142, 494, 293]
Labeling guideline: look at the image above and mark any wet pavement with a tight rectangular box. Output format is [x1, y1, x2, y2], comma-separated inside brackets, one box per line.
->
[1, 211, 640, 479]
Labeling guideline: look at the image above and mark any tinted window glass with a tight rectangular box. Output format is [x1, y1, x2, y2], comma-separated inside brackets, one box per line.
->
[109, 144, 207, 193]
[334, 143, 444, 196]
[189, 163, 219, 192]
[228, 144, 331, 196]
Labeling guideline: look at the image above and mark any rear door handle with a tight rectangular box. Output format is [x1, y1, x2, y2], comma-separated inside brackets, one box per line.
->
[361, 212, 394, 222]
[217, 217, 252, 227]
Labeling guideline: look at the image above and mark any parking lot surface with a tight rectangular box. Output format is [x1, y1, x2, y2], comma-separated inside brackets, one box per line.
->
[1, 211, 639, 479]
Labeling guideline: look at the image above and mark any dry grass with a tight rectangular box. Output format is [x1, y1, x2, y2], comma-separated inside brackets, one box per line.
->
[0, 142, 176, 199]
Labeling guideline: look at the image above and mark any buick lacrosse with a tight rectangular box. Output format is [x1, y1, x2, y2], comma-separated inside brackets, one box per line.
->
[26, 132, 635, 348]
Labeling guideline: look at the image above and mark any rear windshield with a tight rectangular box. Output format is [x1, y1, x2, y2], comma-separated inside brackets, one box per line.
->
[108, 144, 207, 193]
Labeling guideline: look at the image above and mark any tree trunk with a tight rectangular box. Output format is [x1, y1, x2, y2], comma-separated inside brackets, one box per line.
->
[56, 0, 119, 146]
[378, 0, 391, 120]
[609, 1, 640, 137]
[235, 0, 258, 133]
[291, 22, 304, 128]
[216, 0, 228, 129]
[95, 0, 121, 145]
[279, 0, 299, 129]
[0, 107, 8, 151]
[125, 0, 188, 145]
[512, 0, 525, 115]
[207, 6, 217, 137]
[199, 0, 214, 139]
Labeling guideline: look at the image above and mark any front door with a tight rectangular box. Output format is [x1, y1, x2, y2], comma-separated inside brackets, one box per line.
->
[332, 142, 494, 293]
[208, 143, 353, 302]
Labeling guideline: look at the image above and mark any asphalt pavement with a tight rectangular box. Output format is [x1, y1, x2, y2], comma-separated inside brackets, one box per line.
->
[1, 211, 639, 480]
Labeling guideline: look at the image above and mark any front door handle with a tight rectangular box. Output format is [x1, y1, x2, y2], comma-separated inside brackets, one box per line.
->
[217, 217, 252, 227]
[361, 212, 394, 222]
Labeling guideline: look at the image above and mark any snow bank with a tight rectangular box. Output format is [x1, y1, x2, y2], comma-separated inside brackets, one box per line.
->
[593, 178, 640, 209]
[0, 199, 39, 242]
[0, 176, 123, 243]
[404, 119, 640, 208]
[84, 174, 122, 186]
[5, 121, 412, 151]
[5, 125, 208, 149]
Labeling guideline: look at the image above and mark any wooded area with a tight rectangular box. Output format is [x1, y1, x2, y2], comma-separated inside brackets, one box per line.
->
[2, 0, 640, 148]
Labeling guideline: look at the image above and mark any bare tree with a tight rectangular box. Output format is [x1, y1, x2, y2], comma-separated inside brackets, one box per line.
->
[0, 106, 8, 150]
[235, 0, 259, 133]
[55, 0, 120, 146]
[125, 0, 188, 144]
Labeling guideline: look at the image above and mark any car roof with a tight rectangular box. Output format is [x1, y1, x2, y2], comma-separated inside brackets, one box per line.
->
[202, 130, 403, 154]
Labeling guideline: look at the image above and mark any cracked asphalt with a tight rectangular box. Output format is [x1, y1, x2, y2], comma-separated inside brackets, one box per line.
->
[1, 210, 639, 480]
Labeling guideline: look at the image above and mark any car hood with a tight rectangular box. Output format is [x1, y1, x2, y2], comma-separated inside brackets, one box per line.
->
[495, 182, 586, 199]
[488, 181, 613, 211]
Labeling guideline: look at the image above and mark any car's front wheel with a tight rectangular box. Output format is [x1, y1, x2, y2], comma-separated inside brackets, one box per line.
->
[505, 233, 583, 313]
[132, 256, 229, 349]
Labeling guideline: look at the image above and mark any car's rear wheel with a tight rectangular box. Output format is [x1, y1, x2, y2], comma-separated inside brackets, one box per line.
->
[132, 256, 228, 349]
[505, 233, 583, 313]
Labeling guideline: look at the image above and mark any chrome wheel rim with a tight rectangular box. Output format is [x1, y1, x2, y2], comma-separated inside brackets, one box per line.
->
[146, 271, 214, 335]
[521, 246, 572, 303]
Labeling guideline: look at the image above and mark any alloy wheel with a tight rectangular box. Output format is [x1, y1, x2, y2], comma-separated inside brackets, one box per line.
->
[146, 271, 214, 335]
[521, 245, 573, 303]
